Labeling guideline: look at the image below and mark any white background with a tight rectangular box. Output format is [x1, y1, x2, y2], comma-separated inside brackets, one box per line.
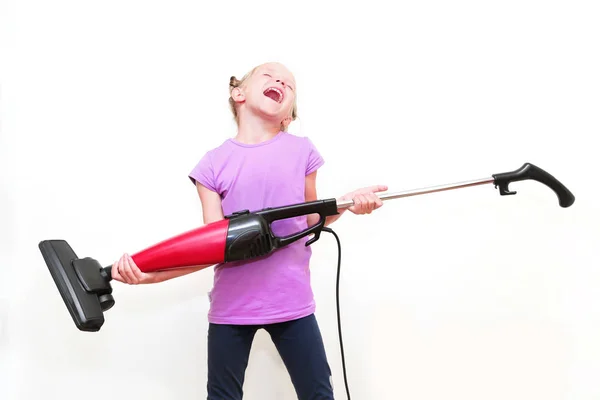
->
[1, 1, 599, 399]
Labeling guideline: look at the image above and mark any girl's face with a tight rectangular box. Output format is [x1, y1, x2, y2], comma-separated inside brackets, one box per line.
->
[236, 63, 296, 126]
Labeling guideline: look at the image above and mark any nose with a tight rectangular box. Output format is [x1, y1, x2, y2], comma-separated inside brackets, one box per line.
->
[276, 79, 286, 87]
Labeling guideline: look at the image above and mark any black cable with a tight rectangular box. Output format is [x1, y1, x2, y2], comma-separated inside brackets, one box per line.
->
[321, 227, 350, 400]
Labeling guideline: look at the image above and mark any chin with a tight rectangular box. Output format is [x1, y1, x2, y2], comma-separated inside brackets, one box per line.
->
[258, 101, 287, 119]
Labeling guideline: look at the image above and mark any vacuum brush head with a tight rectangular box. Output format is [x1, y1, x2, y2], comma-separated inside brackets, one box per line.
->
[39, 240, 115, 332]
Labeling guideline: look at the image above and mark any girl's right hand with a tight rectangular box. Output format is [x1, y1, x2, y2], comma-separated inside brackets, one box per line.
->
[340, 185, 388, 215]
[111, 253, 156, 285]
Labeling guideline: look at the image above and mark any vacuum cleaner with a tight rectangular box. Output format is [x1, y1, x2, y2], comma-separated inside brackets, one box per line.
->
[38, 162, 574, 399]
[38, 162, 575, 332]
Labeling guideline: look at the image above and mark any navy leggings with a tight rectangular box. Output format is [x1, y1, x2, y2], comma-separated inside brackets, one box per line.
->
[207, 313, 334, 399]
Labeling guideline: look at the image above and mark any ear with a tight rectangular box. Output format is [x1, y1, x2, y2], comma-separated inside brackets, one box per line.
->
[231, 87, 245, 104]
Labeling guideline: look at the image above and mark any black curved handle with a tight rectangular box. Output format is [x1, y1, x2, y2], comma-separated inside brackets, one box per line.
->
[255, 198, 340, 248]
[492, 163, 575, 208]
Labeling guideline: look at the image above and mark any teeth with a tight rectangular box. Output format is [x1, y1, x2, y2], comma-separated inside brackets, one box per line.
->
[265, 87, 283, 102]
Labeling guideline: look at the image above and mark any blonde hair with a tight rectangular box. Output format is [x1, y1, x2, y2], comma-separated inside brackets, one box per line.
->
[228, 66, 298, 131]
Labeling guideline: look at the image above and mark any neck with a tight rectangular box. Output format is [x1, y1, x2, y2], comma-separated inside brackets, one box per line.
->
[235, 111, 282, 144]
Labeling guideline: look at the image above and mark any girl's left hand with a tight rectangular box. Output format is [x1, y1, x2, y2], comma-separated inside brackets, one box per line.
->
[339, 185, 388, 215]
[112, 253, 156, 285]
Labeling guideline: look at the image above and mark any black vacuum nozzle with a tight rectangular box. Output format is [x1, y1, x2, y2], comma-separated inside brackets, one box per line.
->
[39, 240, 114, 332]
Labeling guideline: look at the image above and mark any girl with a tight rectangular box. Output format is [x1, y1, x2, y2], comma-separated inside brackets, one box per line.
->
[112, 62, 387, 399]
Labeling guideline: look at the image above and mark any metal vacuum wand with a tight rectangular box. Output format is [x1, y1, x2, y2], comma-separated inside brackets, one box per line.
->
[337, 177, 495, 209]
[336, 162, 575, 209]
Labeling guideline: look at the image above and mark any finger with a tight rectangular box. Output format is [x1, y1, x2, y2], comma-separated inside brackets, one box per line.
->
[117, 256, 130, 283]
[366, 194, 377, 213]
[117, 255, 132, 284]
[366, 195, 376, 214]
[111, 261, 125, 283]
[122, 255, 139, 284]
[111, 261, 118, 279]
[370, 193, 381, 209]
[371, 185, 388, 193]
[357, 185, 387, 195]
[128, 254, 146, 282]
[356, 194, 369, 213]
[352, 194, 361, 213]
[365, 193, 375, 214]
[350, 193, 360, 209]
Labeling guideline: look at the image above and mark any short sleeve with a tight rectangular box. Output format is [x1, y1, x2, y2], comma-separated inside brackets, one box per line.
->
[305, 137, 325, 175]
[188, 151, 217, 192]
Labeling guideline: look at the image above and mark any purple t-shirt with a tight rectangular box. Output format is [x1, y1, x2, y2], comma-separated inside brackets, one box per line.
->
[188, 131, 325, 325]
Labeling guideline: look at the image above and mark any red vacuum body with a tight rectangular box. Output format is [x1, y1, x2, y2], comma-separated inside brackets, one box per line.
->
[131, 219, 230, 272]
[130, 199, 340, 273]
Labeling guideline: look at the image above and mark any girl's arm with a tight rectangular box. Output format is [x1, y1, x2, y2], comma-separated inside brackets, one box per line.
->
[150, 182, 225, 282]
[196, 182, 225, 224]
[304, 171, 344, 227]
[112, 182, 224, 284]
[304, 171, 387, 228]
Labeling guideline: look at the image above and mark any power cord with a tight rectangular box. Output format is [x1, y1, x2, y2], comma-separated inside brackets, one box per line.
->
[321, 227, 350, 400]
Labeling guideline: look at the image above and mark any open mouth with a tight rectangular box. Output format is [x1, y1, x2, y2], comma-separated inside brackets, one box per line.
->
[263, 87, 283, 103]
